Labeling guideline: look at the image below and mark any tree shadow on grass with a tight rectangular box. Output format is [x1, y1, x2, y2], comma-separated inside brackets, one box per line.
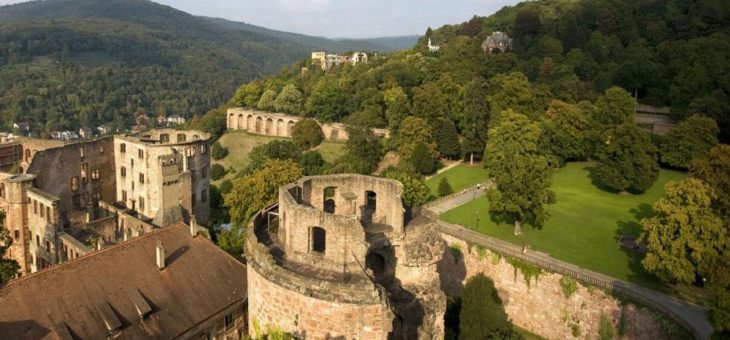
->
[584, 165, 622, 193]
[614, 203, 665, 291]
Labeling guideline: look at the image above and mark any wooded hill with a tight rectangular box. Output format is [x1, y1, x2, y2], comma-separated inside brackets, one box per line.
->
[0, 0, 412, 135]
[231, 0, 730, 142]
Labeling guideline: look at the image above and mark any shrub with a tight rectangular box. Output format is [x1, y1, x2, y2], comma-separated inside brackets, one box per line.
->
[291, 119, 324, 151]
[211, 141, 228, 160]
[438, 177, 453, 197]
[298, 151, 325, 176]
[599, 314, 615, 340]
[559, 277, 578, 298]
[450, 245, 462, 263]
[218, 179, 233, 194]
[211, 163, 227, 180]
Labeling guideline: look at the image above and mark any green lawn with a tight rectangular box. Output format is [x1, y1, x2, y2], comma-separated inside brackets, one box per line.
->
[214, 131, 346, 183]
[440, 162, 687, 289]
[426, 163, 490, 199]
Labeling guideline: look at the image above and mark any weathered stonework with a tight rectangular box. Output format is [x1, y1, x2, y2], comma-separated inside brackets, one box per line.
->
[226, 108, 390, 140]
[246, 174, 445, 339]
[439, 234, 677, 340]
[1, 129, 211, 277]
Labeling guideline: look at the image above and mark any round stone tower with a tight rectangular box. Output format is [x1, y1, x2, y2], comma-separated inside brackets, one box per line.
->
[246, 174, 446, 339]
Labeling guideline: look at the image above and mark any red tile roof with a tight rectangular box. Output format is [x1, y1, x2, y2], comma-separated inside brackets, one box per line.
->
[0, 224, 247, 339]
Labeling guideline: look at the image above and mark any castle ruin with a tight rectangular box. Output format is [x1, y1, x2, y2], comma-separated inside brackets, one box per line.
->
[246, 174, 446, 339]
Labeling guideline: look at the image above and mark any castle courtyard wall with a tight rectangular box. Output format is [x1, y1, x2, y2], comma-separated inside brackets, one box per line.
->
[438, 233, 679, 340]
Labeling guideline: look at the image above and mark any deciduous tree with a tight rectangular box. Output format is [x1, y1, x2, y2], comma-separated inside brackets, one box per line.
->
[383, 86, 411, 134]
[225, 159, 303, 228]
[397, 116, 437, 161]
[642, 178, 726, 284]
[0, 212, 20, 284]
[592, 86, 634, 126]
[540, 100, 593, 163]
[660, 114, 719, 169]
[690, 144, 730, 222]
[459, 274, 512, 340]
[380, 168, 430, 208]
[273, 84, 303, 114]
[257, 89, 278, 111]
[291, 119, 324, 151]
[484, 110, 555, 235]
[462, 77, 490, 164]
[595, 122, 659, 193]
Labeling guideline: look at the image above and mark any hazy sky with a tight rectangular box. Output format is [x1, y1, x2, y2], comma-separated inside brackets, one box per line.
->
[0, 0, 519, 38]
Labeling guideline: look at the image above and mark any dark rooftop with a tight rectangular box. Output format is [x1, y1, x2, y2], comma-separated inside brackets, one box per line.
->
[0, 224, 247, 339]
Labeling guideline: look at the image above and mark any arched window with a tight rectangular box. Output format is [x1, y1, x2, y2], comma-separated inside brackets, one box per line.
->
[311, 227, 326, 253]
[323, 187, 336, 213]
[177, 134, 186, 143]
[160, 134, 170, 143]
[366, 191, 377, 211]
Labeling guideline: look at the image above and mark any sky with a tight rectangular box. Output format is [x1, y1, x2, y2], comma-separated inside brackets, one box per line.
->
[0, 0, 519, 38]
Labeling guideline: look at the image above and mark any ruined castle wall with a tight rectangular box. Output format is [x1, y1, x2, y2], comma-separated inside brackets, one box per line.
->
[0, 174, 34, 274]
[26, 137, 115, 215]
[247, 266, 393, 340]
[297, 175, 404, 232]
[439, 234, 676, 340]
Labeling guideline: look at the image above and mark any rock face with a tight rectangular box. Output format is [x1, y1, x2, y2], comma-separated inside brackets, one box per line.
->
[438, 234, 678, 340]
[246, 174, 446, 339]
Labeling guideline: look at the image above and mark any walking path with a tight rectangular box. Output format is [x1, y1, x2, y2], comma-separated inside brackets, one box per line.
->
[424, 159, 463, 180]
[426, 192, 714, 339]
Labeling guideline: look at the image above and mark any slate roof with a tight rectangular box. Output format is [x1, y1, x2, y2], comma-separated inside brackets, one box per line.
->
[0, 223, 247, 339]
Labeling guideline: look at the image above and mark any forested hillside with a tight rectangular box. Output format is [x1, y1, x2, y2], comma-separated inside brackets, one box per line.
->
[0, 0, 400, 135]
[231, 0, 730, 142]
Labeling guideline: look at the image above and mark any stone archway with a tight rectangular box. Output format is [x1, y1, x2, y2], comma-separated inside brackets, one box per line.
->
[265, 118, 274, 135]
[255, 116, 263, 133]
[287, 120, 295, 137]
[247, 114, 254, 131]
[238, 114, 244, 131]
[277, 119, 285, 137]
[228, 114, 235, 129]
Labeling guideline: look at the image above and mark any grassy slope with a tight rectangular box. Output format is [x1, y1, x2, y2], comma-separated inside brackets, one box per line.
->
[213, 131, 346, 183]
[440, 162, 686, 288]
[425, 164, 490, 198]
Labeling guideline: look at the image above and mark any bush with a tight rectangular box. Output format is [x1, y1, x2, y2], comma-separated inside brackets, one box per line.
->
[211, 163, 227, 180]
[559, 277, 578, 298]
[438, 177, 453, 197]
[218, 179, 233, 194]
[298, 151, 325, 176]
[408, 141, 436, 175]
[291, 119, 324, 151]
[599, 314, 615, 340]
[211, 141, 228, 160]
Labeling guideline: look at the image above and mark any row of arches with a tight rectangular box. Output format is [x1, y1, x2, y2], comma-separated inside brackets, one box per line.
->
[228, 113, 296, 138]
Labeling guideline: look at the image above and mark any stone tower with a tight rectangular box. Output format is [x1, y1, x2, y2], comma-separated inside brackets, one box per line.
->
[246, 174, 446, 339]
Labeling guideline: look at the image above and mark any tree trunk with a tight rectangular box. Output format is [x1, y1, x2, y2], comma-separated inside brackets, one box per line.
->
[470, 152, 474, 165]
[514, 219, 522, 236]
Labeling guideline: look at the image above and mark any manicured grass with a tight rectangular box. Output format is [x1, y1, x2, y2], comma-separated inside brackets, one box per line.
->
[314, 141, 346, 164]
[440, 162, 687, 289]
[425, 163, 490, 199]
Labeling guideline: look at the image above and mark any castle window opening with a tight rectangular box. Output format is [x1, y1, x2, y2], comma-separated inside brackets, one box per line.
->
[79, 147, 84, 158]
[46, 206, 51, 222]
[200, 144, 207, 153]
[0, 184, 4, 198]
[120, 166, 126, 177]
[224, 313, 234, 330]
[177, 134, 186, 143]
[366, 191, 377, 211]
[71, 177, 79, 191]
[139, 173, 145, 184]
[35, 234, 39, 246]
[120, 143, 126, 153]
[139, 197, 145, 211]
[45, 241, 50, 253]
[160, 134, 170, 143]
[39, 204, 44, 218]
[24, 149, 31, 162]
[323, 187, 336, 214]
[138, 149, 144, 159]
[14, 230, 19, 240]
[311, 227, 326, 253]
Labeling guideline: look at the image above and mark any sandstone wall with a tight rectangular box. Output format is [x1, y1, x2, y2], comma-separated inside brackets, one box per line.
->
[439, 234, 677, 340]
[247, 266, 393, 339]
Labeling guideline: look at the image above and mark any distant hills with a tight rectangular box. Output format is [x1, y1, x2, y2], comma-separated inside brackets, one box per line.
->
[0, 0, 416, 135]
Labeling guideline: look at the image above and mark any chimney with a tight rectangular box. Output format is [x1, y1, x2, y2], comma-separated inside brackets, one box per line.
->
[155, 240, 165, 270]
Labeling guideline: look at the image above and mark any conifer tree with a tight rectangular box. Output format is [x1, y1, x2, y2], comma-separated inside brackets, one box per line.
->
[461, 77, 489, 164]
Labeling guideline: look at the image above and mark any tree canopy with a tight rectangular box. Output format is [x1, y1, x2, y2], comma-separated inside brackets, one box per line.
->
[660, 115, 719, 169]
[595, 122, 659, 193]
[484, 110, 555, 235]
